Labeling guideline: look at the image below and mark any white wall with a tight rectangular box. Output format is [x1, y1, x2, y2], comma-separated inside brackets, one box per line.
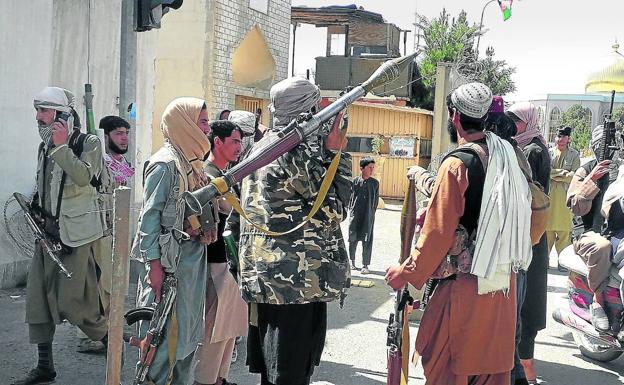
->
[0, 0, 125, 287]
[0, 1, 54, 287]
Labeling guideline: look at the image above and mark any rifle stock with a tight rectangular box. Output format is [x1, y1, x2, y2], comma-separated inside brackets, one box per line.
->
[13, 192, 72, 278]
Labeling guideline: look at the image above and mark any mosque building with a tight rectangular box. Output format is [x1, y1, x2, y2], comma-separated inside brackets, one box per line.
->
[530, 43, 624, 143]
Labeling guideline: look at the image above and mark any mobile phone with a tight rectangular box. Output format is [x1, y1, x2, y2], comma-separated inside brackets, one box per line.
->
[55, 111, 71, 123]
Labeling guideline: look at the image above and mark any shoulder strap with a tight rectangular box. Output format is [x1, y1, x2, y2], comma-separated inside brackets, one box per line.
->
[447, 142, 488, 171]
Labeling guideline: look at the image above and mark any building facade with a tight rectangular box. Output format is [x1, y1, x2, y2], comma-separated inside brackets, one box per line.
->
[530, 44, 624, 146]
[150, 0, 292, 151]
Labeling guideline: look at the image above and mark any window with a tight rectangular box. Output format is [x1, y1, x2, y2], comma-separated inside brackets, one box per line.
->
[346, 137, 373, 153]
[249, 0, 268, 14]
[329, 33, 346, 56]
[548, 107, 562, 143]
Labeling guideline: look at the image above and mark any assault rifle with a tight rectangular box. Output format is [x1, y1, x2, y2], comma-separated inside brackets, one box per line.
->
[124, 274, 177, 385]
[597, 90, 619, 191]
[13, 192, 72, 278]
[386, 179, 416, 385]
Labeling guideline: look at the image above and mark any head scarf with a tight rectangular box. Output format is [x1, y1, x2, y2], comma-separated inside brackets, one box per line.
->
[269, 77, 321, 127]
[450, 82, 492, 119]
[590, 124, 604, 157]
[161, 97, 211, 190]
[228, 110, 257, 156]
[509, 102, 547, 149]
[34, 86, 77, 145]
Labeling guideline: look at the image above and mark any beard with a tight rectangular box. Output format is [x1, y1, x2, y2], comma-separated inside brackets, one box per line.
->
[108, 140, 128, 155]
[447, 119, 458, 144]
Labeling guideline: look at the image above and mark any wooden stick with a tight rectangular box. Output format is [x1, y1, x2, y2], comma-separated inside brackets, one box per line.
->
[106, 187, 132, 385]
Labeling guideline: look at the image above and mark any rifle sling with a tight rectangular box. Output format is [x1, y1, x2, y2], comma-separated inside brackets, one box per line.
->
[222, 147, 343, 237]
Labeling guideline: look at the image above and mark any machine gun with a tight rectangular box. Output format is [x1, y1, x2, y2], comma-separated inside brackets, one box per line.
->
[124, 274, 177, 385]
[13, 192, 72, 278]
[182, 53, 418, 213]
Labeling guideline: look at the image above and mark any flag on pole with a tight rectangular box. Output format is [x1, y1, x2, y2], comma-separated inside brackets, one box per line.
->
[497, 0, 513, 21]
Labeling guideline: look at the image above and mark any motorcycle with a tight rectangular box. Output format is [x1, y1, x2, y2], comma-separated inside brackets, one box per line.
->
[552, 244, 624, 362]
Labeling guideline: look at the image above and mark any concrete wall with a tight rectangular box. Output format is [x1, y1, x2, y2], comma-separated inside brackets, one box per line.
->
[0, 0, 124, 288]
[0, 1, 54, 287]
[150, 0, 292, 151]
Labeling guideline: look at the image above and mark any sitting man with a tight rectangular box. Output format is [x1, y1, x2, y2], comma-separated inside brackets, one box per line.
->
[567, 125, 620, 331]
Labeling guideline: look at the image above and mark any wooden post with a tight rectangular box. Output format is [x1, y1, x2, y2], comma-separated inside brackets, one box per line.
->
[106, 187, 132, 385]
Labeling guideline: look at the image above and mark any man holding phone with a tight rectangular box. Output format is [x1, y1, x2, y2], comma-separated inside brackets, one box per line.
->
[14, 87, 107, 385]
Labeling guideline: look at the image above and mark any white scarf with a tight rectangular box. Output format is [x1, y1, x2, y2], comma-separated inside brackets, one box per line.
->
[470, 132, 533, 295]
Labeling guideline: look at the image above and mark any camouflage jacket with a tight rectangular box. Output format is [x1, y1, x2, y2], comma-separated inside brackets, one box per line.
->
[238, 135, 352, 305]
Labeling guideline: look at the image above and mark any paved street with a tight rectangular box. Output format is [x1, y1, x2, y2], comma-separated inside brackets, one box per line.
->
[1, 203, 624, 384]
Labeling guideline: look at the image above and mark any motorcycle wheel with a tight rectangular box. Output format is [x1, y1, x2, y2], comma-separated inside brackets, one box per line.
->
[572, 331, 623, 362]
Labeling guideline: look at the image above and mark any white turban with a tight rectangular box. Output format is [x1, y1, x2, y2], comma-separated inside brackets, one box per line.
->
[34, 86, 75, 113]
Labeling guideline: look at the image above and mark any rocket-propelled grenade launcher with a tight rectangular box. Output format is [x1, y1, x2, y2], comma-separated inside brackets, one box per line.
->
[184, 52, 417, 212]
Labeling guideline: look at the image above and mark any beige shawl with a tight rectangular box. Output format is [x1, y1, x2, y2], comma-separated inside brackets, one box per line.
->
[161, 97, 211, 190]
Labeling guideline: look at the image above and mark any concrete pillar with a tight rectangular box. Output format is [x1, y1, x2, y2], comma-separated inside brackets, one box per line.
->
[430, 62, 453, 159]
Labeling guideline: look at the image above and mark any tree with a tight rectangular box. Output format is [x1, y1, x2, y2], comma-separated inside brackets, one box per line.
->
[477, 47, 516, 96]
[560, 104, 592, 155]
[411, 9, 516, 109]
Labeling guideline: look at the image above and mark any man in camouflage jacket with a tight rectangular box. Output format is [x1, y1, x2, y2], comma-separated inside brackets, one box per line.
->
[238, 77, 352, 385]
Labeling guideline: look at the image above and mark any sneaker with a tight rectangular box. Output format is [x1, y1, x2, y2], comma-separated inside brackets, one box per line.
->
[231, 345, 238, 363]
[361, 267, 370, 275]
[350, 260, 357, 269]
[11, 368, 56, 385]
[77, 338, 106, 354]
[591, 305, 610, 332]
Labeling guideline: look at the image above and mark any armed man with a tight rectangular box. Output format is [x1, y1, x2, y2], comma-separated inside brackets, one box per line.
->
[386, 82, 531, 385]
[129, 97, 216, 385]
[239, 77, 352, 385]
[14, 87, 108, 385]
[567, 124, 620, 331]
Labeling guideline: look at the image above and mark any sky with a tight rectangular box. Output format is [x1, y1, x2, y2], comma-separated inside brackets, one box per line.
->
[289, 0, 624, 102]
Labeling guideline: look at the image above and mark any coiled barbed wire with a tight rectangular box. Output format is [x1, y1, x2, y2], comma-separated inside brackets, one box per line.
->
[3, 194, 35, 257]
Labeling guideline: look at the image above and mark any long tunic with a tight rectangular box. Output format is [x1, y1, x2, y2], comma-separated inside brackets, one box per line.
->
[546, 147, 580, 232]
[26, 136, 107, 341]
[135, 162, 207, 361]
[348, 176, 379, 242]
[398, 156, 516, 378]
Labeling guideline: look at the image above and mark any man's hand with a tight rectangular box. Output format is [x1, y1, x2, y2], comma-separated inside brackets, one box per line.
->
[199, 227, 218, 245]
[147, 259, 165, 303]
[51, 119, 70, 146]
[407, 165, 427, 181]
[385, 265, 408, 290]
[588, 160, 611, 182]
[415, 207, 427, 233]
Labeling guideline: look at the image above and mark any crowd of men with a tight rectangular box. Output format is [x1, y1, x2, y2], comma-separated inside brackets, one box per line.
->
[386, 82, 624, 385]
[11, 75, 624, 385]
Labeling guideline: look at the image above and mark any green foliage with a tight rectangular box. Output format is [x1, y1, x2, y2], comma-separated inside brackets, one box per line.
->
[613, 105, 624, 128]
[477, 47, 516, 96]
[560, 104, 592, 155]
[417, 9, 478, 89]
[371, 135, 385, 155]
[412, 9, 516, 109]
